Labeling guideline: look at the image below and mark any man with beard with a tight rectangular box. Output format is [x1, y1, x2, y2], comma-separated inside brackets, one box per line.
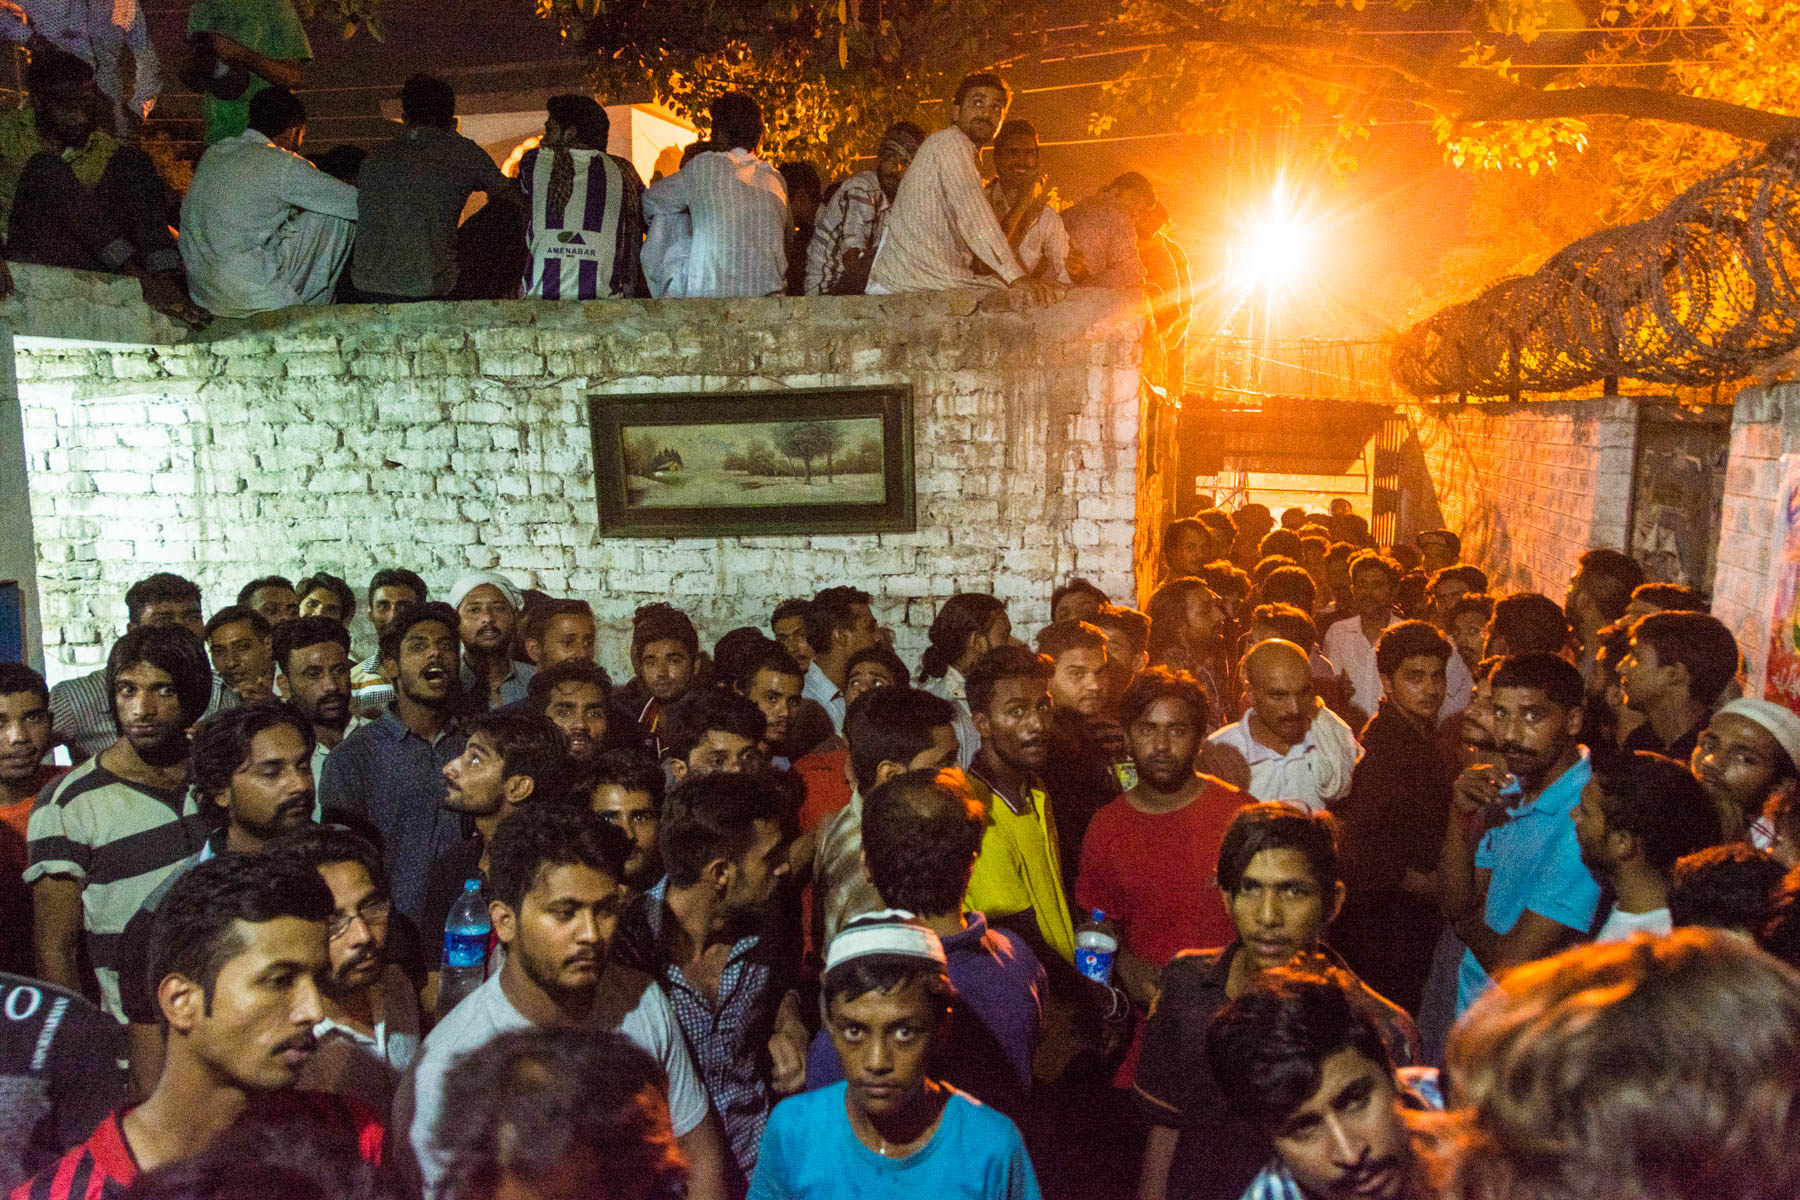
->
[662, 689, 769, 783]
[273, 617, 361, 790]
[115, 701, 319, 1092]
[448, 573, 533, 713]
[238, 575, 300, 628]
[985, 120, 1070, 283]
[804, 121, 925, 296]
[273, 826, 420, 1114]
[1564, 548, 1644, 690]
[517, 598, 596, 672]
[349, 568, 425, 718]
[1691, 697, 1800, 844]
[204, 606, 276, 703]
[1571, 751, 1721, 943]
[617, 603, 701, 754]
[1440, 653, 1600, 1017]
[320, 602, 470, 932]
[613, 770, 805, 1181]
[1207, 969, 1441, 1200]
[1077, 669, 1246, 1036]
[734, 642, 805, 767]
[27, 626, 213, 1018]
[585, 746, 666, 891]
[526, 659, 612, 782]
[867, 73, 1059, 304]
[402, 804, 725, 1200]
[1203, 640, 1361, 814]
[13, 854, 383, 1199]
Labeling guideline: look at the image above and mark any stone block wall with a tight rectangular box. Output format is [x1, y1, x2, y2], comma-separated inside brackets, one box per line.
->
[1395, 397, 1639, 598]
[10, 267, 1153, 683]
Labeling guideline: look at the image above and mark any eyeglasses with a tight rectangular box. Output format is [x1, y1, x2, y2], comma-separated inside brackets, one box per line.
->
[327, 896, 393, 940]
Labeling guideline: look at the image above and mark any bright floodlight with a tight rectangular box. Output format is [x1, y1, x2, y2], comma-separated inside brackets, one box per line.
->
[1230, 183, 1315, 294]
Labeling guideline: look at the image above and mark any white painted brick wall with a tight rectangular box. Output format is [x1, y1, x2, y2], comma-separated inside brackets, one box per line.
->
[11, 268, 1154, 685]
[1715, 384, 1796, 686]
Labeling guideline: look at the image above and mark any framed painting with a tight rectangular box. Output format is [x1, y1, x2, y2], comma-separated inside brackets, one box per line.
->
[589, 385, 916, 538]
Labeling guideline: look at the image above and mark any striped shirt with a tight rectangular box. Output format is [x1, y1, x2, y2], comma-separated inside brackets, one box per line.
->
[348, 653, 393, 718]
[642, 148, 788, 298]
[48, 670, 238, 765]
[23, 761, 207, 1021]
[803, 170, 889, 295]
[8, 1111, 134, 1200]
[866, 125, 1023, 294]
[519, 146, 646, 300]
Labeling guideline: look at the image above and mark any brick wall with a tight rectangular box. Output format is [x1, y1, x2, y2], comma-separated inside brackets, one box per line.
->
[10, 267, 1154, 684]
[1714, 384, 1795, 687]
[1396, 397, 1639, 598]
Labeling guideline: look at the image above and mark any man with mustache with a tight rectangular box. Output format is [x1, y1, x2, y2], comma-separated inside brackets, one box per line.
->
[1439, 653, 1600, 1017]
[27, 626, 213, 1018]
[1203, 639, 1362, 814]
[525, 658, 613, 783]
[319, 602, 470, 932]
[115, 701, 320, 1091]
[1207, 969, 1441, 1200]
[450, 572, 534, 713]
[866, 72, 1062, 305]
[349, 568, 426, 718]
[12, 854, 383, 1199]
[402, 804, 726, 1200]
[203, 605, 276, 703]
[273, 617, 363, 789]
[273, 825, 420, 1114]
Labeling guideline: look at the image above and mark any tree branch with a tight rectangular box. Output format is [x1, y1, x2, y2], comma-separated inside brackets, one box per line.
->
[1147, 0, 1800, 143]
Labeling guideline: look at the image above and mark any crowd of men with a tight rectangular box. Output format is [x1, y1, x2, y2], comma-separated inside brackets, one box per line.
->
[0, 40, 1192, 329]
[4, 496, 1800, 1200]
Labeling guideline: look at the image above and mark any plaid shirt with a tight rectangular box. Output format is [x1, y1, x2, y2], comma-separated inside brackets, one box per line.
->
[614, 878, 791, 1174]
[803, 170, 889, 295]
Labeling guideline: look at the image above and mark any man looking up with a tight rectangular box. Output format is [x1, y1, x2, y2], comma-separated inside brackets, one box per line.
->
[585, 746, 667, 890]
[526, 659, 612, 779]
[614, 769, 805, 1179]
[1565, 548, 1644, 687]
[1203, 639, 1361, 813]
[1136, 804, 1418, 1200]
[350, 568, 426, 717]
[734, 642, 805, 765]
[449, 572, 533, 712]
[804, 121, 926, 295]
[1078, 668, 1246, 1024]
[0, 665, 62, 976]
[813, 687, 963, 945]
[1207, 969, 1440, 1200]
[1441, 653, 1599, 1017]
[805, 770, 1047, 1117]
[352, 73, 516, 303]
[1331, 621, 1457, 1012]
[620, 603, 700, 753]
[238, 576, 299, 627]
[1572, 750, 1722, 942]
[319, 602, 469, 931]
[1690, 697, 1800, 843]
[14, 854, 381, 1198]
[1617, 610, 1740, 761]
[867, 72, 1061, 304]
[985, 119, 1070, 283]
[272, 617, 358, 785]
[204, 605, 275, 704]
[271, 825, 419, 1115]
[49, 572, 235, 764]
[520, 598, 596, 671]
[750, 913, 1042, 1200]
[27, 627, 212, 1017]
[440, 711, 570, 876]
[802, 586, 882, 735]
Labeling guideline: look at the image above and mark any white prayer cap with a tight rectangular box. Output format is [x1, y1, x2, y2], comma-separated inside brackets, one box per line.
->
[447, 571, 522, 612]
[1715, 698, 1800, 768]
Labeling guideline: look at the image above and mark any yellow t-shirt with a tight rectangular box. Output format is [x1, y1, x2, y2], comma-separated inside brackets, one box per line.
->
[964, 773, 1076, 963]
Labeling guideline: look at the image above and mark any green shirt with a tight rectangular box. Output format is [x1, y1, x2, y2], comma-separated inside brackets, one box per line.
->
[0, 107, 119, 238]
[187, 0, 312, 144]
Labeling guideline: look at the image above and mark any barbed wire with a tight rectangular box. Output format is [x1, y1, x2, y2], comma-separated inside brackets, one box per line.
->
[1391, 138, 1800, 397]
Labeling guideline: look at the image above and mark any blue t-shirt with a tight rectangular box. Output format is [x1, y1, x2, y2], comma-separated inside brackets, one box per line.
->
[1456, 750, 1600, 1013]
[748, 1083, 1042, 1200]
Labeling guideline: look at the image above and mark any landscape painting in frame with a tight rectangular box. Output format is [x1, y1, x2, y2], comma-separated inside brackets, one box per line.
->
[590, 386, 916, 537]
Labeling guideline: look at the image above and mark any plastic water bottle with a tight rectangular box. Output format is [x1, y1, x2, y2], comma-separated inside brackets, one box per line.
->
[1074, 909, 1119, 986]
[437, 879, 490, 1020]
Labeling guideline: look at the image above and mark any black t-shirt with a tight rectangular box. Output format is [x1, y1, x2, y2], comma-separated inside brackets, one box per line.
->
[0, 973, 126, 1191]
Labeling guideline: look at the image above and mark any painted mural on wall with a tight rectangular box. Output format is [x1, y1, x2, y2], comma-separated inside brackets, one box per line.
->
[1762, 453, 1800, 708]
[1630, 413, 1729, 592]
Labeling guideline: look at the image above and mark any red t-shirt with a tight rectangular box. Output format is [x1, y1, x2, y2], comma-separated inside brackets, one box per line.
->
[1074, 777, 1249, 965]
[1, 765, 68, 875]
[793, 747, 852, 833]
[11, 1093, 384, 1200]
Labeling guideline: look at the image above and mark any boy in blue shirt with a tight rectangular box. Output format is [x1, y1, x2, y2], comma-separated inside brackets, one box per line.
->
[750, 911, 1041, 1200]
